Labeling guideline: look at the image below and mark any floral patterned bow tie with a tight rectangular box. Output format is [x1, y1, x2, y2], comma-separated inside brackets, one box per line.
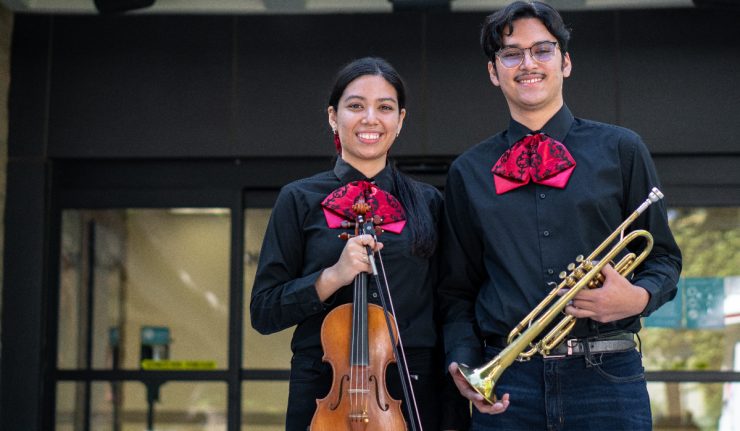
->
[491, 133, 576, 194]
[321, 180, 406, 234]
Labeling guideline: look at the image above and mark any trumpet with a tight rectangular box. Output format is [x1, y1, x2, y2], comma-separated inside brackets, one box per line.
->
[458, 187, 665, 404]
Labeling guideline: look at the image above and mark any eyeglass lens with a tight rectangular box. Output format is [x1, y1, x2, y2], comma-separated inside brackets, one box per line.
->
[497, 41, 557, 68]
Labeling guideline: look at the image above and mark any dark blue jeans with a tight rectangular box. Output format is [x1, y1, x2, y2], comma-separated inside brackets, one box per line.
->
[470, 346, 652, 431]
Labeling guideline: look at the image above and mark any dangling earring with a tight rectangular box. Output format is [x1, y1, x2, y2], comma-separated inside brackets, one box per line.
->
[332, 128, 341, 154]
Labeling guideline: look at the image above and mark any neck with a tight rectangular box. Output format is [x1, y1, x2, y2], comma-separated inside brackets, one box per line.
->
[344, 156, 387, 179]
[510, 100, 563, 132]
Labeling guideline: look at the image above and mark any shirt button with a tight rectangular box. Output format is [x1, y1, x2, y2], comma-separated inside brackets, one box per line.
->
[547, 268, 554, 275]
[371, 292, 378, 298]
[543, 230, 550, 237]
[540, 193, 546, 199]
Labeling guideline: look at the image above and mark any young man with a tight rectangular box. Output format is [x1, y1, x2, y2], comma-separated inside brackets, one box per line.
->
[438, 2, 682, 430]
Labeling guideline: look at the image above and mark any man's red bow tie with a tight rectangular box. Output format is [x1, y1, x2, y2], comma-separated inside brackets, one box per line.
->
[491, 133, 576, 194]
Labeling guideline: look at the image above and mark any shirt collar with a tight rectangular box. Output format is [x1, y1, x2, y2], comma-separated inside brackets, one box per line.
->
[332, 157, 395, 191]
[505, 104, 575, 147]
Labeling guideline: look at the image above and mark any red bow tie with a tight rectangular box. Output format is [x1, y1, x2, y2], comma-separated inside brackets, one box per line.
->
[491, 133, 576, 194]
[321, 181, 406, 234]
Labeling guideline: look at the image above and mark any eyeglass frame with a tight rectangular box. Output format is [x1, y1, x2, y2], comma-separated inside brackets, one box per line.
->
[494, 41, 561, 69]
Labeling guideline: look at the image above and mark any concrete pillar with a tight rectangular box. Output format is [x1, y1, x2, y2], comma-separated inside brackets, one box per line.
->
[0, 1, 14, 317]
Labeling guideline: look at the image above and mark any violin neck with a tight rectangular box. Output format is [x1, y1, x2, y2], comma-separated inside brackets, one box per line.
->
[350, 272, 369, 367]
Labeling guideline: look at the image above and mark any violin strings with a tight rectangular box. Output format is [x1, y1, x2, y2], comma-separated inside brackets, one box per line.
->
[360, 273, 368, 417]
[373, 248, 423, 431]
[351, 275, 359, 419]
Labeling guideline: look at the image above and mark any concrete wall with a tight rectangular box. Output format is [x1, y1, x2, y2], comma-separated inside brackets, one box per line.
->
[0, 1, 13, 349]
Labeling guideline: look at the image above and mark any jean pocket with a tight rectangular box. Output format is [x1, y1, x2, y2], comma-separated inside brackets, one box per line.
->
[592, 350, 645, 383]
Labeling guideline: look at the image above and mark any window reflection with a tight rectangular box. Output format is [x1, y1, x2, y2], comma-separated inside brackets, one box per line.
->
[642, 207, 740, 430]
[58, 209, 231, 370]
[56, 381, 227, 430]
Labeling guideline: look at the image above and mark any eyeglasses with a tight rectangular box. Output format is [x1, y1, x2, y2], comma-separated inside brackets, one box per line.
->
[495, 41, 559, 68]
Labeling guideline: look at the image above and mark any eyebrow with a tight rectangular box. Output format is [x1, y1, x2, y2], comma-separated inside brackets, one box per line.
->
[343, 95, 398, 104]
[502, 40, 555, 49]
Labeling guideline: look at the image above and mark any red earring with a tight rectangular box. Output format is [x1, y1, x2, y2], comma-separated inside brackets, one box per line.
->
[333, 129, 341, 154]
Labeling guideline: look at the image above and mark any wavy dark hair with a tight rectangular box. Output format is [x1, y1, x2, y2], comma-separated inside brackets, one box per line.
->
[481, 1, 571, 67]
[328, 57, 437, 258]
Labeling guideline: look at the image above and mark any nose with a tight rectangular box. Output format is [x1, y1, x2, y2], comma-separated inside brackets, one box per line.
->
[520, 48, 537, 68]
[362, 107, 379, 124]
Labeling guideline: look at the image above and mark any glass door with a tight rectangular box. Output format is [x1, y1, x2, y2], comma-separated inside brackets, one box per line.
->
[56, 208, 231, 430]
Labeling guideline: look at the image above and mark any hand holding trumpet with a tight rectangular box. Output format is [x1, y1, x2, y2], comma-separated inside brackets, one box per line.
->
[562, 264, 650, 323]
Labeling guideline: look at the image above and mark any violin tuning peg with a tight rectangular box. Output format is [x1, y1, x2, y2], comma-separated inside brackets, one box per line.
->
[341, 220, 354, 229]
[374, 227, 383, 235]
[372, 215, 383, 224]
[338, 232, 351, 241]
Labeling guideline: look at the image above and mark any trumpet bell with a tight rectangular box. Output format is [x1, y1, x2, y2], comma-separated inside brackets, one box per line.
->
[457, 358, 505, 404]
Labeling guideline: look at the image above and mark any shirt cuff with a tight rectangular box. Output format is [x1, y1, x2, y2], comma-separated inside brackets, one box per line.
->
[633, 278, 659, 317]
[446, 346, 483, 371]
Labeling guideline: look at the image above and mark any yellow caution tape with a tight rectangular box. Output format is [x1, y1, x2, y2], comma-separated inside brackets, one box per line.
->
[141, 360, 217, 370]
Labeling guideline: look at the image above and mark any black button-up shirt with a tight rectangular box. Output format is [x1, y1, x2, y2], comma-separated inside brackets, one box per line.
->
[439, 105, 682, 368]
[251, 158, 443, 353]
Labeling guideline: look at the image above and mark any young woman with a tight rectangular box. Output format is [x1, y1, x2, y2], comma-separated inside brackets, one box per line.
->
[250, 57, 467, 431]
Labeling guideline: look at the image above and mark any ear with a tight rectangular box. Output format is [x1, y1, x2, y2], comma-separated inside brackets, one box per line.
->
[396, 108, 407, 136]
[327, 106, 337, 131]
[562, 52, 572, 78]
[488, 61, 501, 87]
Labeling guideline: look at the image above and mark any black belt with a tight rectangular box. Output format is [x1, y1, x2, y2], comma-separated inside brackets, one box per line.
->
[484, 332, 636, 358]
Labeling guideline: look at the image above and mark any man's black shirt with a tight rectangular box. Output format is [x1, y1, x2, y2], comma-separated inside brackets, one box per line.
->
[438, 105, 682, 368]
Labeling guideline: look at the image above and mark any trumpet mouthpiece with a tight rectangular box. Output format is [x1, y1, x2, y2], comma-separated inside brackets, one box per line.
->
[649, 187, 664, 202]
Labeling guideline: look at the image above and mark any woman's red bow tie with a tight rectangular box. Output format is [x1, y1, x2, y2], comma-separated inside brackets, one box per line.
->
[321, 180, 406, 233]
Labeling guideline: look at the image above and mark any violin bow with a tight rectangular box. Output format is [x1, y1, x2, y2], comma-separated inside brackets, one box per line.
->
[361, 219, 423, 431]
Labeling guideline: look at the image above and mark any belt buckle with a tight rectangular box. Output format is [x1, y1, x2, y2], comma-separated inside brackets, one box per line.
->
[541, 339, 577, 359]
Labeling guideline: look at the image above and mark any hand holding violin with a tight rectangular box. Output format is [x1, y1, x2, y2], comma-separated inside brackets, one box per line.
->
[315, 234, 384, 302]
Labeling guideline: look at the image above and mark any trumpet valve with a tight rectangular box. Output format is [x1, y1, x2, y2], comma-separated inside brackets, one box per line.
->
[572, 266, 586, 279]
[588, 273, 606, 289]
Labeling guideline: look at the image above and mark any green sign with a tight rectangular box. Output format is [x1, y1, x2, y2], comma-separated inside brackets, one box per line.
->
[685, 277, 724, 329]
[644, 277, 726, 329]
[644, 289, 682, 328]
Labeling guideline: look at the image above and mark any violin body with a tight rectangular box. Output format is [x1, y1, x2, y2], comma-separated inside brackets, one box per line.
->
[310, 302, 407, 431]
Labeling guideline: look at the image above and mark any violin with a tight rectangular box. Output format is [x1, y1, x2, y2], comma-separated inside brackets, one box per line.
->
[310, 197, 408, 431]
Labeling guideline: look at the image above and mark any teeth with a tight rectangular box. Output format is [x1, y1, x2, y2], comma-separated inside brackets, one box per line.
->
[520, 77, 542, 84]
[358, 133, 380, 140]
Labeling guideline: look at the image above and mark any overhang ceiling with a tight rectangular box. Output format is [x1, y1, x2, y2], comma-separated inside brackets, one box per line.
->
[0, 0, 694, 14]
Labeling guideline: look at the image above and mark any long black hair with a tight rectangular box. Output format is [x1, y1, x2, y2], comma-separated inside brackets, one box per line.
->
[328, 57, 437, 258]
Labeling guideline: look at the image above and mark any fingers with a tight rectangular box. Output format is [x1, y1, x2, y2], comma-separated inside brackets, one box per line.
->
[355, 234, 383, 251]
[448, 362, 511, 415]
[473, 392, 510, 414]
[448, 363, 484, 402]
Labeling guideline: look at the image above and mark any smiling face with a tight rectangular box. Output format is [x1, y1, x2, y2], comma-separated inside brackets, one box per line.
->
[488, 17, 571, 125]
[328, 74, 406, 177]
